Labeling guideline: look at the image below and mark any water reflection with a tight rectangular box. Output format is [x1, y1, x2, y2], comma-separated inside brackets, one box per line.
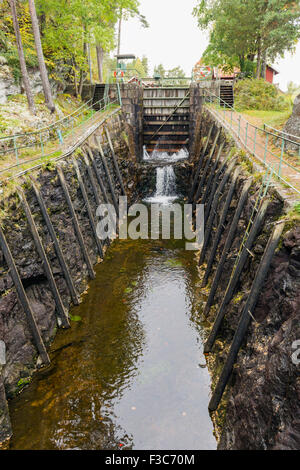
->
[9, 235, 215, 450]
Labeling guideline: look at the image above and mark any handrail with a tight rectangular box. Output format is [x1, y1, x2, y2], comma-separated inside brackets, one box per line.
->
[0, 106, 121, 185]
[202, 87, 300, 196]
[0, 98, 93, 141]
[0, 95, 119, 179]
[263, 123, 300, 145]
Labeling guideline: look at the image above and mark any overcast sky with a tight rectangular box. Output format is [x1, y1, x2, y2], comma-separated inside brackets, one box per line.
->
[120, 0, 300, 91]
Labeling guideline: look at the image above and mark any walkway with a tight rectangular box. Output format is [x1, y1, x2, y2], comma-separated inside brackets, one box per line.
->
[207, 104, 300, 196]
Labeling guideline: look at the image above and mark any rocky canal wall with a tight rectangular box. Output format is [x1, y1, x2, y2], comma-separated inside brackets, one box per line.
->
[192, 109, 300, 450]
[0, 109, 149, 446]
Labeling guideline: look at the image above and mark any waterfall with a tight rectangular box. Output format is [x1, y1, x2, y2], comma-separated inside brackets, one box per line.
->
[143, 147, 188, 204]
[145, 165, 177, 204]
[156, 166, 176, 197]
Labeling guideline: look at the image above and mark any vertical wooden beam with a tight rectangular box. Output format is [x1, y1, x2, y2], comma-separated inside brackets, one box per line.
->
[208, 221, 285, 411]
[188, 124, 214, 202]
[18, 188, 70, 328]
[85, 147, 110, 204]
[204, 156, 230, 221]
[204, 199, 269, 353]
[199, 159, 236, 266]
[72, 157, 104, 259]
[104, 127, 126, 195]
[92, 141, 119, 212]
[0, 225, 50, 365]
[193, 129, 222, 203]
[203, 179, 252, 317]
[200, 143, 226, 205]
[30, 178, 80, 306]
[82, 151, 112, 247]
[202, 168, 240, 287]
[57, 165, 95, 280]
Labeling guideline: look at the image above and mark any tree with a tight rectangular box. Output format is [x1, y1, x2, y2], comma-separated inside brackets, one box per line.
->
[154, 64, 166, 78]
[115, 1, 148, 56]
[28, 0, 55, 112]
[9, 0, 36, 114]
[193, 0, 300, 77]
[141, 55, 149, 76]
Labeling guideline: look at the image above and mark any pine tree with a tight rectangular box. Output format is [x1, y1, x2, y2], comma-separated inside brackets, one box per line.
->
[28, 0, 55, 113]
[9, 0, 36, 115]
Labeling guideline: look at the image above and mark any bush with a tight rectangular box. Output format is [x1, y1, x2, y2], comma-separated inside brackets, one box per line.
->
[234, 78, 290, 111]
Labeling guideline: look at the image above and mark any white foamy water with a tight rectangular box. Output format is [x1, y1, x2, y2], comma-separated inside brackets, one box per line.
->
[145, 165, 178, 204]
[143, 146, 189, 163]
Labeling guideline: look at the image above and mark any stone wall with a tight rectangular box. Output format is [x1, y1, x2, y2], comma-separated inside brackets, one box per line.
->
[0, 57, 66, 104]
[0, 110, 142, 446]
[194, 109, 300, 450]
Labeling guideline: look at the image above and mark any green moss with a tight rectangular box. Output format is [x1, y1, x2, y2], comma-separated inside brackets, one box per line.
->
[17, 377, 31, 390]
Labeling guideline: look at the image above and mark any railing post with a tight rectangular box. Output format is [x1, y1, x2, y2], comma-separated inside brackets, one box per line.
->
[40, 131, 44, 156]
[253, 128, 257, 154]
[238, 116, 241, 138]
[279, 138, 285, 177]
[245, 122, 248, 147]
[13, 136, 18, 165]
[264, 133, 269, 164]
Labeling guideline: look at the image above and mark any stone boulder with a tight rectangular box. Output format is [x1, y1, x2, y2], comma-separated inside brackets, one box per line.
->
[283, 94, 300, 152]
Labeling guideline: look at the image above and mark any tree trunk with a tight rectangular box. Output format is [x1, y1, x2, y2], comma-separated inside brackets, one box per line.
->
[28, 0, 55, 113]
[96, 44, 104, 82]
[87, 43, 93, 84]
[79, 41, 87, 96]
[117, 9, 122, 56]
[9, 0, 36, 115]
[261, 49, 267, 79]
[256, 39, 262, 79]
[239, 55, 245, 73]
[72, 56, 78, 97]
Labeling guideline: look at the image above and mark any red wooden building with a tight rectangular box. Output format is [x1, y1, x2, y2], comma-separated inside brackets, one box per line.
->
[265, 65, 279, 84]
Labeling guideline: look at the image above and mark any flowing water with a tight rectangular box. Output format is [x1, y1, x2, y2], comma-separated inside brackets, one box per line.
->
[8, 151, 216, 450]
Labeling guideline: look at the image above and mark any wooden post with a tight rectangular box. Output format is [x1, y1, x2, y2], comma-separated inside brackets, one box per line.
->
[92, 142, 119, 212]
[57, 165, 95, 280]
[204, 156, 232, 222]
[202, 168, 240, 286]
[18, 188, 70, 328]
[203, 179, 252, 316]
[104, 127, 126, 195]
[200, 141, 225, 205]
[30, 178, 80, 306]
[0, 225, 50, 365]
[204, 199, 269, 353]
[199, 160, 236, 265]
[85, 147, 110, 204]
[188, 124, 214, 202]
[208, 221, 285, 411]
[193, 130, 222, 203]
[72, 157, 104, 259]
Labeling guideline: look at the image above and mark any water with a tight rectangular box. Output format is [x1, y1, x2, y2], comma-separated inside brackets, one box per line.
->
[8, 151, 216, 450]
[145, 165, 178, 204]
[143, 145, 189, 163]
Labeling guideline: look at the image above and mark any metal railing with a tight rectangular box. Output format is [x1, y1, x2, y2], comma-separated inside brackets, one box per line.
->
[263, 124, 300, 156]
[202, 88, 300, 196]
[0, 95, 119, 178]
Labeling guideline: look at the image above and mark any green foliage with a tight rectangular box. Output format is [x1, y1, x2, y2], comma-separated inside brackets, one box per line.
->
[1, 0, 147, 88]
[234, 79, 290, 111]
[193, 0, 300, 75]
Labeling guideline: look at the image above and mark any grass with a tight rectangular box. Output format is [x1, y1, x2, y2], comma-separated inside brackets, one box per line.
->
[0, 104, 120, 182]
[240, 109, 292, 130]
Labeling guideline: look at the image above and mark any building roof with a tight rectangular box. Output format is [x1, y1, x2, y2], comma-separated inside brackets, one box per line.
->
[266, 64, 279, 75]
